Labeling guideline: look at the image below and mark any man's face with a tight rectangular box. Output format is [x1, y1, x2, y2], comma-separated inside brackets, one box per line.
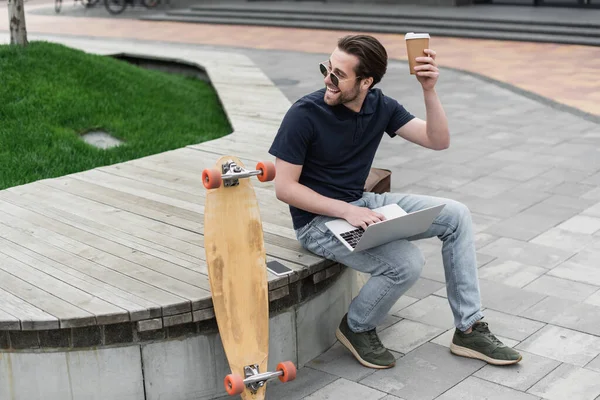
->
[321, 48, 362, 107]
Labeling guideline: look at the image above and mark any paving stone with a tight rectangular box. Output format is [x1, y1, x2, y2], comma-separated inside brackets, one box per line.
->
[358, 342, 484, 400]
[471, 213, 502, 233]
[395, 295, 455, 330]
[477, 252, 497, 268]
[549, 260, 600, 286]
[583, 201, 600, 217]
[490, 163, 550, 182]
[527, 363, 600, 400]
[478, 280, 546, 316]
[474, 232, 499, 250]
[583, 187, 600, 201]
[420, 256, 446, 283]
[477, 259, 547, 288]
[457, 176, 521, 200]
[418, 173, 473, 191]
[390, 168, 433, 188]
[404, 278, 444, 300]
[538, 194, 599, 211]
[303, 378, 388, 400]
[550, 182, 597, 197]
[474, 351, 560, 391]
[379, 319, 445, 355]
[556, 215, 600, 234]
[484, 207, 576, 241]
[479, 237, 574, 268]
[378, 314, 403, 332]
[530, 227, 598, 252]
[584, 289, 600, 307]
[466, 199, 538, 222]
[431, 328, 518, 349]
[516, 325, 600, 366]
[265, 366, 338, 400]
[523, 275, 599, 302]
[306, 342, 399, 382]
[585, 354, 600, 373]
[519, 296, 600, 336]
[583, 172, 600, 186]
[389, 295, 419, 316]
[436, 376, 540, 400]
[477, 309, 545, 341]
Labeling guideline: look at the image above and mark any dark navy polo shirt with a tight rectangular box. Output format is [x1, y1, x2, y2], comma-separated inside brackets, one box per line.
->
[268, 87, 415, 230]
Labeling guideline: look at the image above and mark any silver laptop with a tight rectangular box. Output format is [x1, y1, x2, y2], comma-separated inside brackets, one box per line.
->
[325, 203, 445, 252]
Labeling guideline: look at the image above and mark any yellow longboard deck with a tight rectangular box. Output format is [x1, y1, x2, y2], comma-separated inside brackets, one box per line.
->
[203, 155, 275, 399]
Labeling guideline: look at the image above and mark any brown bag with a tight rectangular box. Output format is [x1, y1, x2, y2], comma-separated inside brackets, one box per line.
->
[364, 168, 391, 194]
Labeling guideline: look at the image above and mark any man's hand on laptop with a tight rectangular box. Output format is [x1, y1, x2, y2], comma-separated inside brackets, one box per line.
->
[341, 205, 386, 231]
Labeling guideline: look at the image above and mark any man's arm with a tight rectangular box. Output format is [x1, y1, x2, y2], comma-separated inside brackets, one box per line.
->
[395, 49, 449, 151]
[273, 158, 385, 230]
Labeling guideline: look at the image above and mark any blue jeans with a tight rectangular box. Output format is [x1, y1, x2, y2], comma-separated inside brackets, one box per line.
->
[295, 192, 483, 333]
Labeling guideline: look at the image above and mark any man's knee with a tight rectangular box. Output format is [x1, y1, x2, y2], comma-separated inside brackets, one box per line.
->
[388, 244, 424, 285]
[444, 199, 472, 226]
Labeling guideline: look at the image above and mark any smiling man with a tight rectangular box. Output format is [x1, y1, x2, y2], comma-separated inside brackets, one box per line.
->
[268, 34, 521, 369]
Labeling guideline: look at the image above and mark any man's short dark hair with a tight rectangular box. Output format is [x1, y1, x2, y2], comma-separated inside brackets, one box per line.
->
[337, 34, 388, 89]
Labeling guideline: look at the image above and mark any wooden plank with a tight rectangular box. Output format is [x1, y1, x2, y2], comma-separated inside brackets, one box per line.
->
[0, 255, 129, 328]
[84, 166, 294, 236]
[15, 183, 204, 249]
[0, 237, 151, 322]
[0, 189, 204, 272]
[0, 268, 93, 330]
[2, 188, 312, 288]
[0, 250, 129, 326]
[40, 176, 208, 239]
[0, 197, 209, 287]
[2, 187, 204, 268]
[0, 204, 210, 312]
[39, 177, 315, 266]
[0, 287, 58, 330]
[73, 171, 295, 238]
[0, 222, 189, 318]
[0, 307, 21, 330]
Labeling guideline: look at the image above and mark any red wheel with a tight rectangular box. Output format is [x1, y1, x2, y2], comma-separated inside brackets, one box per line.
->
[202, 168, 222, 189]
[256, 161, 276, 182]
[224, 373, 244, 395]
[276, 361, 297, 383]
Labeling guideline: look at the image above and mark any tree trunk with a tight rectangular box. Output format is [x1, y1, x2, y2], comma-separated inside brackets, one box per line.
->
[8, 0, 28, 46]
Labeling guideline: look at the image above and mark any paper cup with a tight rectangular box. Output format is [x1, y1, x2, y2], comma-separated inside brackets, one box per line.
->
[405, 32, 430, 75]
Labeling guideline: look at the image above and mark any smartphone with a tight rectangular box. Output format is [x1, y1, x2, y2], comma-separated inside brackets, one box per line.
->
[267, 260, 293, 276]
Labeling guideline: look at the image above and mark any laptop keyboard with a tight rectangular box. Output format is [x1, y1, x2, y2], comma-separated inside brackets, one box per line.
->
[340, 227, 365, 249]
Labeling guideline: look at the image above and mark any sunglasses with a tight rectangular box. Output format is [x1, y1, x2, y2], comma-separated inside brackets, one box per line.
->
[319, 62, 361, 88]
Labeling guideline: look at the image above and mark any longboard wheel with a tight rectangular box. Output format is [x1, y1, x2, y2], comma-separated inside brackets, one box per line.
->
[202, 168, 222, 189]
[276, 361, 297, 383]
[256, 161, 276, 182]
[224, 374, 244, 395]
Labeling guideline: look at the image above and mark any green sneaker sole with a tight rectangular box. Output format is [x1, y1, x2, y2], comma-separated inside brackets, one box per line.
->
[335, 328, 395, 369]
[450, 342, 522, 366]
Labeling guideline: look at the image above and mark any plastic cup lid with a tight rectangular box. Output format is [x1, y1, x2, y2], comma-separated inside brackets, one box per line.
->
[405, 32, 430, 40]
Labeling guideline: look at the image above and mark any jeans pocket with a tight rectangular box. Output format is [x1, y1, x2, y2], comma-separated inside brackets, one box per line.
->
[300, 230, 338, 262]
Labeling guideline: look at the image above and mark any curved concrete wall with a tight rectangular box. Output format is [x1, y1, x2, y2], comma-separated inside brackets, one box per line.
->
[0, 269, 353, 400]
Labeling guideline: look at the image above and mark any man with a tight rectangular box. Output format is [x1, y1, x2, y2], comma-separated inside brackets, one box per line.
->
[268, 34, 521, 369]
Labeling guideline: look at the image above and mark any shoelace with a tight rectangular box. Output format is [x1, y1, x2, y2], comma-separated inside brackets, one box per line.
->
[474, 322, 504, 346]
[366, 329, 384, 350]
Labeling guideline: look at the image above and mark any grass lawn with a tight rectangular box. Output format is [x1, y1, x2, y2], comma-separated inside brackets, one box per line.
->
[0, 41, 232, 190]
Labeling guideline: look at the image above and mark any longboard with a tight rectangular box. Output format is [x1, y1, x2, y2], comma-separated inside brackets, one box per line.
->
[203, 155, 296, 398]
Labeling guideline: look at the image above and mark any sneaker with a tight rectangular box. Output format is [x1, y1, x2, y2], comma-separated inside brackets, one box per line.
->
[335, 313, 395, 369]
[450, 321, 522, 365]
